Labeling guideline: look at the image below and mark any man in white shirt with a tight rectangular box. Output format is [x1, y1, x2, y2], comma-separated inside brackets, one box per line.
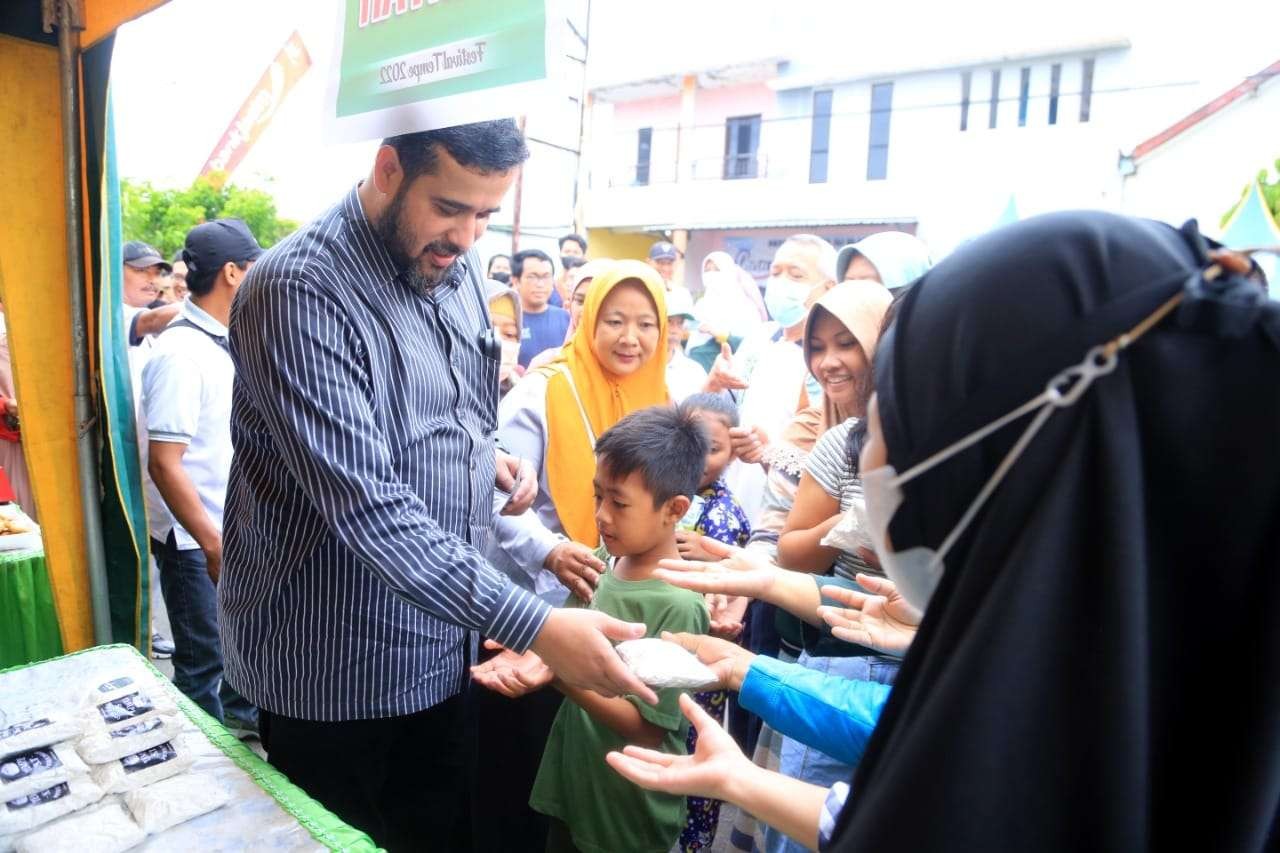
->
[143, 219, 261, 730]
[665, 286, 708, 402]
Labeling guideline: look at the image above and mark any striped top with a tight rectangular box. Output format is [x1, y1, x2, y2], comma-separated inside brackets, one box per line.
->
[219, 185, 551, 721]
[806, 418, 878, 581]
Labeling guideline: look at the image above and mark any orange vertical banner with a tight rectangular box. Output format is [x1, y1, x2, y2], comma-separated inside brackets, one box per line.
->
[200, 32, 311, 182]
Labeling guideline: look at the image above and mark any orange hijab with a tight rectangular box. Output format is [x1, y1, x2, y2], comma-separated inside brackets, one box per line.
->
[539, 260, 670, 546]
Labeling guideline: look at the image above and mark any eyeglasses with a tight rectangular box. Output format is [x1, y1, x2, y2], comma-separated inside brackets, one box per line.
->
[521, 273, 555, 283]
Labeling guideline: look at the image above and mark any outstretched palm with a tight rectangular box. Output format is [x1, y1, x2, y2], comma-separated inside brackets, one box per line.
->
[819, 573, 921, 656]
[606, 693, 752, 801]
[655, 538, 777, 600]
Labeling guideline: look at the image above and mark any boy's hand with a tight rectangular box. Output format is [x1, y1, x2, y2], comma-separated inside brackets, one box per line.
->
[729, 425, 769, 465]
[707, 594, 748, 641]
[531, 609, 658, 704]
[675, 530, 717, 562]
[655, 539, 778, 601]
[606, 693, 753, 802]
[818, 573, 921, 657]
[545, 541, 606, 602]
[471, 641, 554, 698]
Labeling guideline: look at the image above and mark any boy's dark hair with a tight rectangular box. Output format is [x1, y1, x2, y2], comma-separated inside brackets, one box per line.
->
[382, 119, 529, 182]
[559, 233, 588, 253]
[512, 249, 554, 278]
[596, 406, 709, 507]
[678, 393, 739, 429]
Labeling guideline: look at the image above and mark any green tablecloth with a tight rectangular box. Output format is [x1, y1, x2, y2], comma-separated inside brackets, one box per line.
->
[0, 546, 63, 667]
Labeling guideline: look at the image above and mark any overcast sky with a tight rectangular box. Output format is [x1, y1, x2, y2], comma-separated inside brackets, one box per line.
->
[110, 0, 1277, 222]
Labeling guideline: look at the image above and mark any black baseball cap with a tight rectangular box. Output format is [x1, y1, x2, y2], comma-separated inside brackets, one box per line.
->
[122, 241, 171, 273]
[182, 219, 263, 288]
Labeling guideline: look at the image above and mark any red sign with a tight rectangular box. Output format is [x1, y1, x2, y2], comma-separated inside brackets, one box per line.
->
[200, 32, 312, 181]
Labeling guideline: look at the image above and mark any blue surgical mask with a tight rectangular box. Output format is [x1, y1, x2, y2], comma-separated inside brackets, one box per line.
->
[765, 276, 809, 328]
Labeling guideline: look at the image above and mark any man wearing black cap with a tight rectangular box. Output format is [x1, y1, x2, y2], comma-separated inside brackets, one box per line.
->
[122, 241, 181, 344]
[647, 240, 679, 286]
[142, 219, 262, 732]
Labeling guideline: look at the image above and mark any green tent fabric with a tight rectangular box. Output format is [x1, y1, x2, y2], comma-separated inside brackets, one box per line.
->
[1221, 181, 1280, 297]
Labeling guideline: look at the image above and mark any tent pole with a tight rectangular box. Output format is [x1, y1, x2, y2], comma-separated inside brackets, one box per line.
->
[56, 0, 112, 646]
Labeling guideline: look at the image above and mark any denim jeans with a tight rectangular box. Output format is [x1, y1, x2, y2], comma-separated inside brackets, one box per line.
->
[763, 651, 900, 853]
[153, 533, 256, 725]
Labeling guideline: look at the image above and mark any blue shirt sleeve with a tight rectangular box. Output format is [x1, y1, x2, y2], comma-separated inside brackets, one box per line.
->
[738, 654, 890, 766]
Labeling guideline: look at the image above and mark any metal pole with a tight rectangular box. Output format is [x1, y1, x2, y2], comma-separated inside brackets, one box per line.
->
[56, 0, 113, 646]
[511, 115, 527, 255]
[570, 0, 592, 234]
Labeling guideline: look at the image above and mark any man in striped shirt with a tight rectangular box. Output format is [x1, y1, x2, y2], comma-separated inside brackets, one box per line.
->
[219, 119, 655, 850]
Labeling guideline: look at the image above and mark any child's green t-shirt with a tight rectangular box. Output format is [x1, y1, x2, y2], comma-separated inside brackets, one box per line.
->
[529, 571, 710, 853]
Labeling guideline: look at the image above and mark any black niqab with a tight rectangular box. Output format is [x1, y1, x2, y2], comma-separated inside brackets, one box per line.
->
[830, 212, 1280, 851]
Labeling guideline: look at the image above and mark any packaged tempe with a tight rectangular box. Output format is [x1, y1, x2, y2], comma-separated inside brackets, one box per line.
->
[76, 715, 181, 765]
[80, 676, 177, 736]
[13, 799, 143, 853]
[0, 744, 89, 802]
[91, 737, 194, 794]
[124, 773, 230, 834]
[0, 777, 105, 837]
[0, 717, 80, 759]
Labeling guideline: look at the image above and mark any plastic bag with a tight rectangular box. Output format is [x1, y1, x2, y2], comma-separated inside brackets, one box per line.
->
[91, 738, 194, 794]
[615, 638, 719, 690]
[821, 496, 873, 554]
[0, 718, 80, 761]
[80, 678, 177, 736]
[13, 799, 143, 853]
[124, 773, 230, 834]
[0, 744, 88, 802]
[0, 777, 104, 837]
[76, 715, 180, 765]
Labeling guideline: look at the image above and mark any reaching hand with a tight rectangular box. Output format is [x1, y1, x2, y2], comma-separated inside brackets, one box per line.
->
[660, 631, 754, 692]
[818, 573, 921, 656]
[704, 343, 748, 393]
[606, 692, 754, 802]
[655, 538, 778, 601]
[470, 640, 554, 698]
[729, 425, 769, 465]
[545, 541, 606, 602]
[707, 594, 748, 641]
[495, 450, 538, 516]
[675, 530, 718, 562]
[530, 609, 658, 704]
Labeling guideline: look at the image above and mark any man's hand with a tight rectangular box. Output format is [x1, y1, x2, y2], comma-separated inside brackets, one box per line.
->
[203, 537, 223, 584]
[530, 609, 658, 704]
[703, 343, 748, 393]
[818, 573, 921, 657]
[729, 425, 768, 465]
[662, 631, 754, 691]
[675, 530, 717, 562]
[545, 541, 606, 602]
[606, 693, 753, 802]
[655, 538, 778, 601]
[471, 641, 554, 698]
[495, 450, 537, 516]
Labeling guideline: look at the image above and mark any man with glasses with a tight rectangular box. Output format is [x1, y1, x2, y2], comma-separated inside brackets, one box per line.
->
[512, 248, 569, 368]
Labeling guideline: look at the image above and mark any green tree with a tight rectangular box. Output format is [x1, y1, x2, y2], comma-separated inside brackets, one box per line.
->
[1221, 159, 1280, 228]
[121, 173, 299, 258]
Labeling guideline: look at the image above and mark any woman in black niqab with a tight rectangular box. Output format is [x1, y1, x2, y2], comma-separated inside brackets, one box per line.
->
[830, 211, 1280, 850]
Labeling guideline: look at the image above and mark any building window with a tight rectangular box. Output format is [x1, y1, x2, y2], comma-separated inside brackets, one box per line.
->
[1048, 63, 1062, 125]
[1080, 58, 1095, 122]
[866, 82, 893, 180]
[1017, 67, 1031, 126]
[960, 70, 972, 131]
[724, 115, 761, 179]
[635, 127, 652, 185]
[988, 69, 1001, 129]
[809, 90, 833, 183]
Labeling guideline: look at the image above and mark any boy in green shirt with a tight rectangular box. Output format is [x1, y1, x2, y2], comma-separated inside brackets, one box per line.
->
[473, 405, 712, 853]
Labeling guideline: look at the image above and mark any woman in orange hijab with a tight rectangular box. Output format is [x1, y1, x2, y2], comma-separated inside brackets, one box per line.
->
[478, 260, 669, 853]
[490, 259, 670, 603]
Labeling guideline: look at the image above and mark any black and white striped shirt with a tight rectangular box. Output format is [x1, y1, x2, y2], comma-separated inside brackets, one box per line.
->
[219, 186, 550, 721]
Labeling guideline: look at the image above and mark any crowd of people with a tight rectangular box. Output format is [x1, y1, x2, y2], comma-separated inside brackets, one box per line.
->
[114, 117, 1277, 853]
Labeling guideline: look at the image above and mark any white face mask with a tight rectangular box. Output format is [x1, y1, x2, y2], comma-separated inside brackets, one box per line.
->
[856, 339, 1131, 612]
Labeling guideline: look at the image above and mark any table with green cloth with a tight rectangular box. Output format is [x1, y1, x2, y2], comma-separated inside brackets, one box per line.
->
[0, 644, 380, 851]
[0, 546, 62, 668]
